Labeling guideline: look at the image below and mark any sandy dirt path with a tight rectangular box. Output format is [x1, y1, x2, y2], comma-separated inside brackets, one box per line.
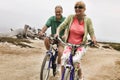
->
[0, 40, 120, 80]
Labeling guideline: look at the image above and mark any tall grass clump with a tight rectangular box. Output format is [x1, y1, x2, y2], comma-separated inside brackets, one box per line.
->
[0, 37, 33, 48]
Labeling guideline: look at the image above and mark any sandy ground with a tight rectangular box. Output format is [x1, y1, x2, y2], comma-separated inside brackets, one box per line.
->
[0, 39, 120, 80]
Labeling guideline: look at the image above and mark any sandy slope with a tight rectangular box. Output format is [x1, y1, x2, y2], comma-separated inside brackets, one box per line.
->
[0, 39, 120, 80]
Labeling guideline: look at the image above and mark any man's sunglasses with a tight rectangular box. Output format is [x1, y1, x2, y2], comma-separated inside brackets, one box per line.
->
[74, 6, 84, 9]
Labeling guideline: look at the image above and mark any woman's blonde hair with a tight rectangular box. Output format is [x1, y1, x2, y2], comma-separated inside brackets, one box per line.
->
[75, 1, 86, 9]
[75, 1, 86, 16]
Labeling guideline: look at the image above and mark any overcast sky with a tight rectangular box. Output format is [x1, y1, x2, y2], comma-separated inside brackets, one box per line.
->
[0, 0, 120, 42]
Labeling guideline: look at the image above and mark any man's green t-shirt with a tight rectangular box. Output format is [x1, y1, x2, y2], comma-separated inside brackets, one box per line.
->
[45, 16, 65, 37]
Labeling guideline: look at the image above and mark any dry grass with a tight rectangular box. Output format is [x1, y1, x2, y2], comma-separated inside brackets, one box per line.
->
[110, 43, 120, 51]
[0, 37, 120, 50]
[0, 37, 33, 48]
[98, 41, 120, 51]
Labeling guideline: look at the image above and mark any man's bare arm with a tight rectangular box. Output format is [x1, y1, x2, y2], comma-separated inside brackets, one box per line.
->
[39, 26, 48, 36]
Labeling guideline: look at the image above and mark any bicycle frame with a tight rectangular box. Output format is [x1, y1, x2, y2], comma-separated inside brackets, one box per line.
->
[40, 37, 59, 80]
[61, 45, 79, 80]
[47, 46, 58, 72]
[57, 37, 93, 80]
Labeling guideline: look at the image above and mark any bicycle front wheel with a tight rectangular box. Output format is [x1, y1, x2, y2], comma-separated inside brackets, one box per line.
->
[74, 63, 80, 80]
[62, 68, 70, 80]
[40, 54, 51, 80]
[74, 70, 79, 80]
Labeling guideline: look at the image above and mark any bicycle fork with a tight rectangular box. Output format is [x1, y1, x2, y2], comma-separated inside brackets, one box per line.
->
[52, 51, 58, 76]
[61, 54, 74, 80]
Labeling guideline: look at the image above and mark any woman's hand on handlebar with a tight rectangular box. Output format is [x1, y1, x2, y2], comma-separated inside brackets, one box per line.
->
[54, 33, 59, 39]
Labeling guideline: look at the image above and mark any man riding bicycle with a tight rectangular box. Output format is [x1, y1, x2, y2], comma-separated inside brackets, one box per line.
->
[39, 5, 66, 75]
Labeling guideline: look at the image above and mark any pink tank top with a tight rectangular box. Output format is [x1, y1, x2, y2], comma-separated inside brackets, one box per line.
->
[68, 17, 84, 44]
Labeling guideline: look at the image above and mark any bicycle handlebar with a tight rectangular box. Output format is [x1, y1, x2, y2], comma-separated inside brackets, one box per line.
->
[57, 36, 94, 47]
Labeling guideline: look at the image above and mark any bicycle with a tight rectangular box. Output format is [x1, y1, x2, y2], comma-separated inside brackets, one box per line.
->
[40, 36, 59, 80]
[58, 37, 94, 80]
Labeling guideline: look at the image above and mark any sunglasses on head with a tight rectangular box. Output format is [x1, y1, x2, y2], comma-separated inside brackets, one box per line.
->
[74, 6, 84, 9]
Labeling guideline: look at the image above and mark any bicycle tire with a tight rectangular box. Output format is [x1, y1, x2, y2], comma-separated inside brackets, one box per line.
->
[74, 63, 80, 80]
[74, 70, 79, 80]
[40, 54, 50, 80]
[63, 68, 70, 80]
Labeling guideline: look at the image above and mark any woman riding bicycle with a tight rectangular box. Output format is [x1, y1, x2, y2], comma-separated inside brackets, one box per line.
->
[55, 1, 97, 80]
